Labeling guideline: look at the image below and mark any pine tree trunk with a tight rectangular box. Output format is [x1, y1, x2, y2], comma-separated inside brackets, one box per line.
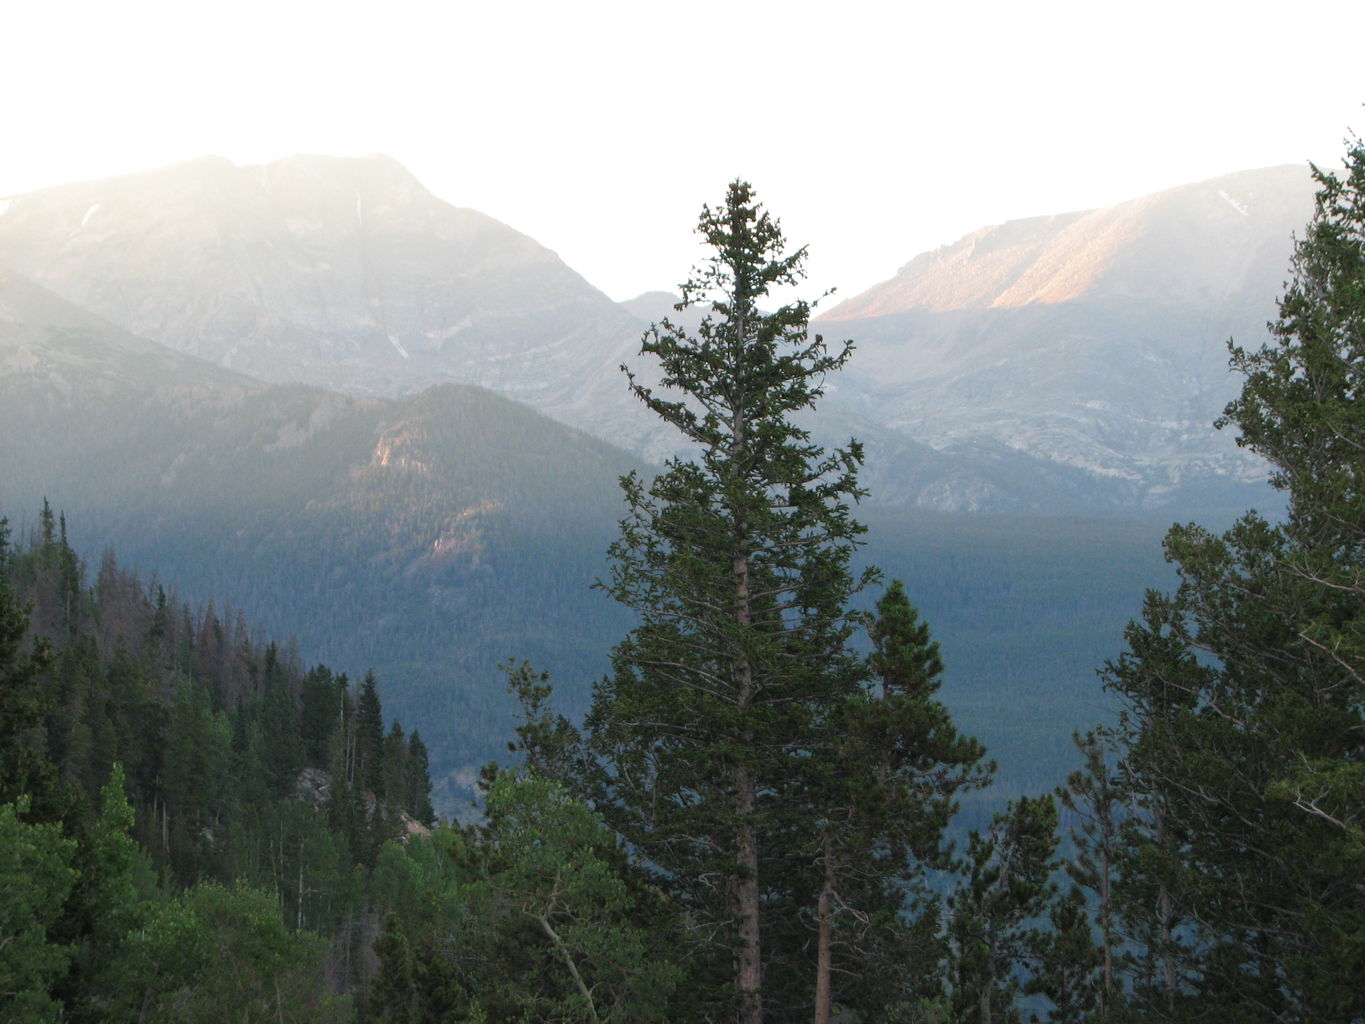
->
[813, 832, 835, 1024]
[1159, 881, 1176, 1012]
[729, 369, 763, 1024]
[980, 926, 996, 1024]
[1101, 843, 1114, 1004]
[734, 763, 763, 1024]
[297, 837, 305, 930]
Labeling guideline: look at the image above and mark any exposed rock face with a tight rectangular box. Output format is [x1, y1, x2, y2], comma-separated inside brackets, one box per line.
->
[825, 165, 1309, 318]
[0, 154, 650, 439]
[0, 158, 1317, 515]
[812, 166, 1316, 514]
[293, 767, 431, 839]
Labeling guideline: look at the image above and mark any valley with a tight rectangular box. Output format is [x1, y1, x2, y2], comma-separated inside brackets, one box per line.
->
[1, 156, 1302, 810]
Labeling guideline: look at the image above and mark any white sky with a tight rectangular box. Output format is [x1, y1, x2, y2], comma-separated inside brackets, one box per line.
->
[3, 0, 1363, 302]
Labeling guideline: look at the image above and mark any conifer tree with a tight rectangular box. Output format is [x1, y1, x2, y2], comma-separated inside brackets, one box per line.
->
[0, 518, 57, 814]
[1103, 135, 1365, 1020]
[54, 513, 82, 640]
[1055, 729, 1121, 1016]
[259, 643, 303, 799]
[299, 665, 340, 768]
[403, 731, 436, 827]
[585, 180, 872, 1023]
[357, 671, 385, 798]
[1102, 597, 1202, 1018]
[368, 913, 421, 1023]
[947, 794, 1060, 1024]
[65, 764, 151, 1020]
[38, 499, 56, 557]
[1220, 137, 1365, 865]
[1026, 884, 1103, 1024]
[805, 581, 990, 1021]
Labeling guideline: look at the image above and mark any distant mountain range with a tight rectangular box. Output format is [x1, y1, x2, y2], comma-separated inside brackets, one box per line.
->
[0, 266, 1172, 810]
[811, 164, 1312, 514]
[0, 156, 1315, 514]
[0, 155, 658, 453]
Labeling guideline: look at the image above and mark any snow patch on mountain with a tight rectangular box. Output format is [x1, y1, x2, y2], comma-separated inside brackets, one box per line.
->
[1218, 190, 1249, 216]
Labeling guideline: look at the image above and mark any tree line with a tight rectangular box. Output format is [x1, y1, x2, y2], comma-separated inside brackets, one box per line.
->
[0, 503, 435, 1020]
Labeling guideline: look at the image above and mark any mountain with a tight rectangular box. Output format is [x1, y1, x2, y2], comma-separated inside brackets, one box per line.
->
[815, 165, 1315, 515]
[827, 165, 1307, 317]
[619, 290, 682, 323]
[1, 160, 1309, 809]
[0, 267, 648, 808]
[0, 267, 1175, 812]
[0, 265, 252, 395]
[1, 157, 1310, 516]
[0, 154, 661, 449]
[619, 290, 710, 335]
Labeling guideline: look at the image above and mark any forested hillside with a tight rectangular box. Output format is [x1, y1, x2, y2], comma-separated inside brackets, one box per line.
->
[0, 155, 1313, 513]
[0, 272, 647, 807]
[0, 506, 436, 1019]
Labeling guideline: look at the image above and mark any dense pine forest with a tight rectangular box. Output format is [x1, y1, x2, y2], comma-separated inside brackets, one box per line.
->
[4, 136, 1364, 1022]
[0, 500, 442, 1020]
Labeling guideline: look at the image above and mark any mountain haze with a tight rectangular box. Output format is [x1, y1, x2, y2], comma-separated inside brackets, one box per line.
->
[0, 266, 253, 395]
[0, 258, 1175, 812]
[0, 154, 657, 446]
[1, 157, 1314, 515]
[815, 165, 1314, 514]
[0, 271, 646, 806]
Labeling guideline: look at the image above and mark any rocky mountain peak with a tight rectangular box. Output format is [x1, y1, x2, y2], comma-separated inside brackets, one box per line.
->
[0, 155, 641, 413]
[822, 165, 1313, 320]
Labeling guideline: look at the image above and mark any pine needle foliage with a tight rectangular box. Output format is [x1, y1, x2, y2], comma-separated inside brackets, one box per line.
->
[586, 180, 875, 1023]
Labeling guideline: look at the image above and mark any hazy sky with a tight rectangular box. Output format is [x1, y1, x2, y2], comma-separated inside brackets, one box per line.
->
[5, 0, 1363, 301]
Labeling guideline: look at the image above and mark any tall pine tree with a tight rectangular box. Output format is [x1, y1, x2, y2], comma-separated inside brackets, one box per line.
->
[585, 181, 873, 1024]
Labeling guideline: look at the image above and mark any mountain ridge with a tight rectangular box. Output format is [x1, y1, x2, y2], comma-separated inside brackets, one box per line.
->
[0, 173, 1211, 809]
[0, 156, 1317, 516]
[821, 164, 1311, 318]
[802, 164, 1315, 513]
[0, 153, 646, 417]
[0, 276, 650, 806]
